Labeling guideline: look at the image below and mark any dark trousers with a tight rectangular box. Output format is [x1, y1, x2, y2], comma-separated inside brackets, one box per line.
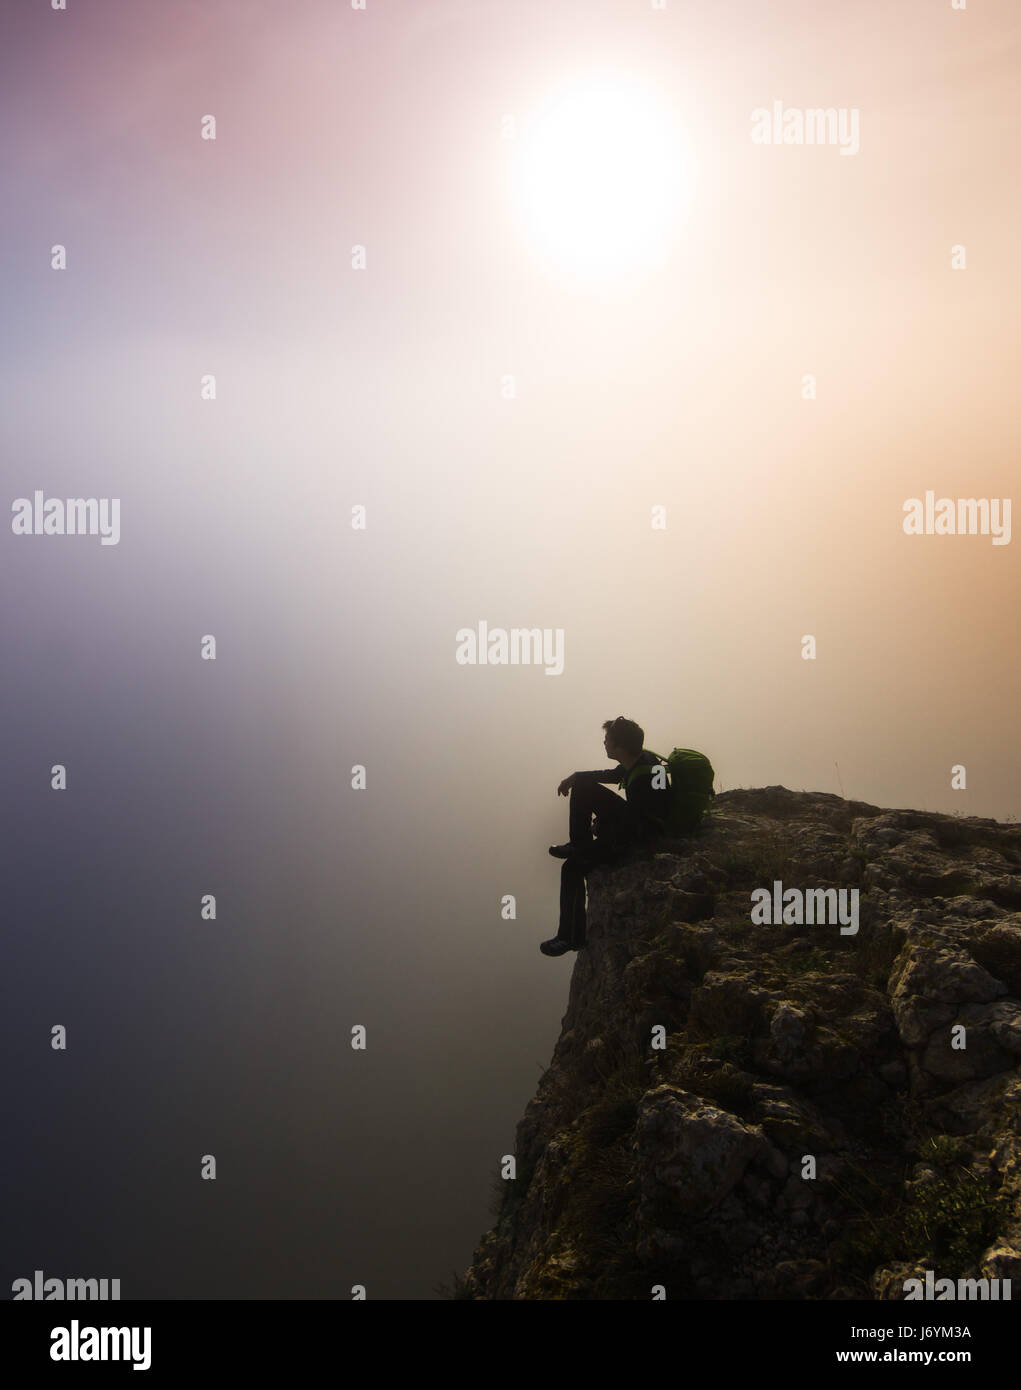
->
[557, 780, 653, 947]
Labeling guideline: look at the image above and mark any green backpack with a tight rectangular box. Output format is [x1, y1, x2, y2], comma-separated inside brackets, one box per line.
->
[629, 748, 715, 833]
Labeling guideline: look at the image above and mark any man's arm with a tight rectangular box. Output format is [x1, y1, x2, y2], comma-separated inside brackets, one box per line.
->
[557, 767, 622, 796]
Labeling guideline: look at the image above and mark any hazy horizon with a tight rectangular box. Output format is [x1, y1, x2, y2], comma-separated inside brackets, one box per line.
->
[2, 0, 1018, 1299]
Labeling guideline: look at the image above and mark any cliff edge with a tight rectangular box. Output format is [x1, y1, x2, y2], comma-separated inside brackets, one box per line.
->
[462, 787, 1021, 1299]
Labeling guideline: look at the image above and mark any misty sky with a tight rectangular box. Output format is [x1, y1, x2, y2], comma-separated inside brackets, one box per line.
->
[2, 0, 1018, 1298]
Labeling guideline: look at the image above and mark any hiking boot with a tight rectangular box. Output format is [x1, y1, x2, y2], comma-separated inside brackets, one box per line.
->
[549, 842, 594, 860]
[540, 937, 572, 956]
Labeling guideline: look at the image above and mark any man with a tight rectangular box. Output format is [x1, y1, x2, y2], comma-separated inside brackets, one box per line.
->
[540, 716, 670, 957]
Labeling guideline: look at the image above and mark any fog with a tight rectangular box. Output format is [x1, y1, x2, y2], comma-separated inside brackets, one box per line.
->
[2, 0, 1018, 1297]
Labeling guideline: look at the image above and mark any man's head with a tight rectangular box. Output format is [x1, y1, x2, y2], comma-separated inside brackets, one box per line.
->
[602, 716, 644, 763]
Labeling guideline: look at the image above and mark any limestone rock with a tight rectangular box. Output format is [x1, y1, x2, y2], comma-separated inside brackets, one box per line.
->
[461, 788, 1021, 1300]
[636, 1086, 766, 1218]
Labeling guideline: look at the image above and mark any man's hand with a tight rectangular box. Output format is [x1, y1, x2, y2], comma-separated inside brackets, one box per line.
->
[557, 773, 578, 797]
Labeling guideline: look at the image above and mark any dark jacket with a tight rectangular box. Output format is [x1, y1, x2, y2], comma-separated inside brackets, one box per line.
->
[583, 750, 670, 834]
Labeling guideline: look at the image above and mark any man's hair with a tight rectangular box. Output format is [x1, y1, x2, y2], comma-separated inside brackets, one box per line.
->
[602, 716, 644, 758]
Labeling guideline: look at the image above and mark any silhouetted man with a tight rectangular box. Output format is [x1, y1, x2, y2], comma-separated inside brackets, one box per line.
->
[541, 716, 670, 957]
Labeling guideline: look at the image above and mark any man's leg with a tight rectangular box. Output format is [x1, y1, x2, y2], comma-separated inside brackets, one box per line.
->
[541, 858, 587, 956]
[548, 814, 635, 951]
[566, 779, 633, 848]
[542, 788, 645, 956]
[590, 792, 646, 863]
[558, 858, 587, 947]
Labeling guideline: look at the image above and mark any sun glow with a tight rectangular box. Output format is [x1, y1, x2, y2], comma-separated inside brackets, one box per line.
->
[507, 73, 694, 282]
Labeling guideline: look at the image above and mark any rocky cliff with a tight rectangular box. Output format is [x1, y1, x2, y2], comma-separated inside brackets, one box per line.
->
[463, 787, 1021, 1299]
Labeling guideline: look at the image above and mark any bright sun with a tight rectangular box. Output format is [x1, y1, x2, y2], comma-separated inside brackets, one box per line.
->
[507, 73, 694, 282]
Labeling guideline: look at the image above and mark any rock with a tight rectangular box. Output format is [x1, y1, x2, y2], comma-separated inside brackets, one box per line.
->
[873, 1263, 927, 1299]
[770, 1001, 809, 1056]
[636, 1086, 766, 1217]
[923, 1073, 1019, 1135]
[772, 1259, 828, 1295]
[689, 973, 774, 1038]
[972, 922, 1021, 995]
[780, 1170, 814, 1210]
[980, 1245, 1021, 1281]
[879, 1059, 908, 1087]
[988, 1001, 1021, 1056]
[919, 1002, 1016, 1085]
[889, 942, 1006, 1053]
[462, 788, 1021, 1300]
[740, 1173, 772, 1209]
[759, 1142, 790, 1181]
